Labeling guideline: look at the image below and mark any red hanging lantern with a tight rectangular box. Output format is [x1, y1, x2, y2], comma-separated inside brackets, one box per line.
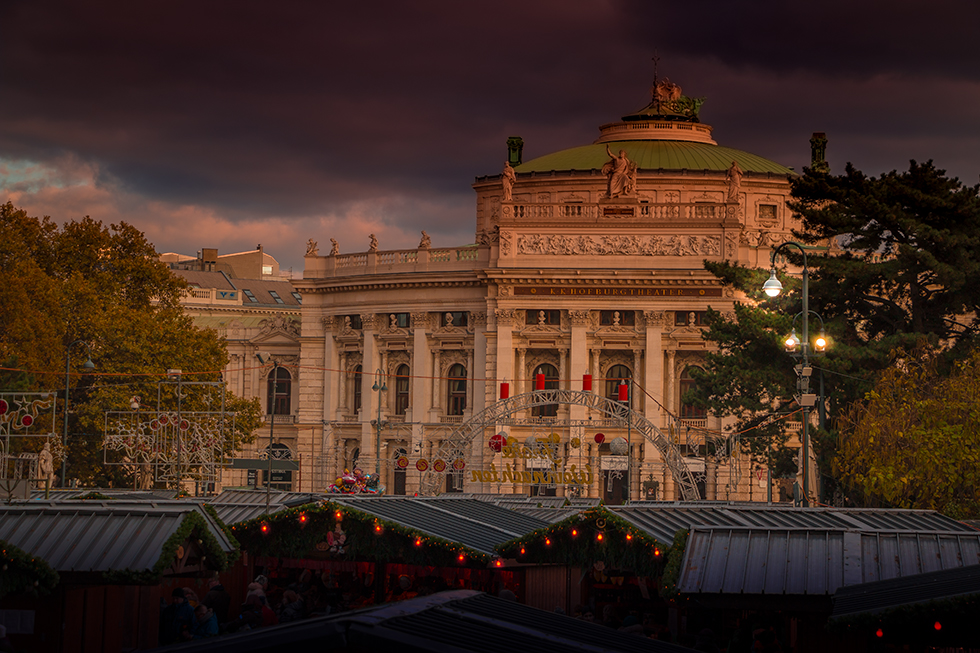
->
[499, 382, 509, 399]
[594, 432, 605, 444]
[582, 374, 592, 392]
[535, 373, 545, 390]
[618, 381, 628, 402]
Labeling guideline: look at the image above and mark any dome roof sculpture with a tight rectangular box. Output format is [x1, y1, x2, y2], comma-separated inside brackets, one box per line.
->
[516, 79, 793, 176]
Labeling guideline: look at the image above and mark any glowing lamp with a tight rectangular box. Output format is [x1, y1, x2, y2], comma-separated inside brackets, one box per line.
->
[335, 510, 342, 519]
[762, 269, 782, 297]
[545, 538, 551, 546]
[596, 533, 604, 542]
[260, 523, 269, 534]
[626, 533, 633, 541]
[495, 559, 503, 567]
[784, 331, 799, 353]
[876, 629, 883, 638]
[571, 529, 578, 537]
[814, 332, 828, 352]
[299, 513, 307, 523]
[374, 524, 382, 533]
[520, 547, 525, 555]
[934, 621, 942, 631]
[654, 548, 661, 557]
[458, 554, 465, 563]
[415, 538, 422, 546]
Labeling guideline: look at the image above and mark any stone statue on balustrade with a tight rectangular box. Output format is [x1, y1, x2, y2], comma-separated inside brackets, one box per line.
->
[306, 238, 318, 256]
[369, 234, 379, 252]
[419, 231, 431, 249]
[501, 161, 516, 201]
[329, 238, 339, 256]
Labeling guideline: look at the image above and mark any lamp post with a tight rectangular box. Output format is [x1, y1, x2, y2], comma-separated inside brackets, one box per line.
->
[371, 369, 387, 478]
[256, 352, 278, 515]
[762, 241, 823, 507]
[62, 340, 94, 487]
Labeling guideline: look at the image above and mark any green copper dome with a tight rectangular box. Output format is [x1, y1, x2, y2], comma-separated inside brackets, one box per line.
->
[516, 140, 794, 176]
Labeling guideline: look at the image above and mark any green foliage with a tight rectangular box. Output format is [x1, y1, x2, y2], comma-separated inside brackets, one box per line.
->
[0, 202, 258, 486]
[658, 528, 689, 599]
[0, 538, 60, 598]
[494, 507, 669, 578]
[693, 161, 980, 500]
[837, 347, 980, 517]
[233, 500, 492, 568]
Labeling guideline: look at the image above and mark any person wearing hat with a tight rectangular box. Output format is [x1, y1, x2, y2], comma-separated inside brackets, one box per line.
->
[159, 587, 195, 644]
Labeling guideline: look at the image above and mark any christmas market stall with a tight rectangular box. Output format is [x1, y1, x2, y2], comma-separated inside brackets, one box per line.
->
[0, 500, 238, 653]
[495, 505, 673, 623]
[230, 496, 548, 615]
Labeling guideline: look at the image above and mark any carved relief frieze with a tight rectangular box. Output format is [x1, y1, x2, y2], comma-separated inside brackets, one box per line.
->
[495, 308, 518, 326]
[642, 310, 670, 327]
[321, 316, 336, 331]
[725, 233, 738, 259]
[514, 233, 722, 257]
[360, 313, 376, 330]
[499, 230, 512, 256]
[471, 312, 488, 328]
[410, 312, 429, 330]
[258, 314, 301, 338]
[569, 309, 591, 326]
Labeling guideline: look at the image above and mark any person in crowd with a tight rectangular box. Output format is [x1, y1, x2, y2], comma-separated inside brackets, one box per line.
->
[182, 587, 200, 608]
[159, 587, 195, 644]
[203, 577, 232, 624]
[189, 604, 218, 639]
[278, 589, 305, 624]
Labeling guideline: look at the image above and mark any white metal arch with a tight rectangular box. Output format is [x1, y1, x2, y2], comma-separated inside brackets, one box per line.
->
[419, 389, 700, 500]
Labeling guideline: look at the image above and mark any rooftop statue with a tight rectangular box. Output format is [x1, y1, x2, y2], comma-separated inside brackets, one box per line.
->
[602, 145, 637, 199]
[726, 160, 743, 202]
[369, 234, 378, 252]
[419, 230, 431, 249]
[306, 238, 318, 256]
[329, 238, 339, 256]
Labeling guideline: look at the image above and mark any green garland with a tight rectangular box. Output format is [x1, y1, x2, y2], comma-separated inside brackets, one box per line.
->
[77, 492, 113, 501]
[827, 592, 980, 634]
[658, 529, 689, 599]
[203, 503, 241, 564]
[101, 509, 235, 585]
[494, 507, 670, 578]
[233, 500, 492, 568]
[0, 539, 59, 598]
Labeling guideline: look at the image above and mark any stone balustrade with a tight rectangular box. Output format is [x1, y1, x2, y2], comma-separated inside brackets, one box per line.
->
[305, 245, 489, 279]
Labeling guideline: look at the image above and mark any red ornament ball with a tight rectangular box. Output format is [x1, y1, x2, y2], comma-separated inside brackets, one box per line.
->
[489, 433, 506, 452]
[594, 432, 605, 444]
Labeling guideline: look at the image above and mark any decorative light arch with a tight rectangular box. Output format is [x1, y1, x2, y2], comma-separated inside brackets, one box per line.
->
[419, 389, 701, 500]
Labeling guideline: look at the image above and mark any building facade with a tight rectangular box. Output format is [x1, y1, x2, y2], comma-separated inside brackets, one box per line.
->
[289, 80, 800, 502]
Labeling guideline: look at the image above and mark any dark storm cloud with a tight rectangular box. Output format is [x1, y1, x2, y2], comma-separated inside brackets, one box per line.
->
[1, 1, 978, 271]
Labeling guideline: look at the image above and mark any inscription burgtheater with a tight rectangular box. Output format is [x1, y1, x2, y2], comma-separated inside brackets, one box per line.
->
[514, 286, 722, 297]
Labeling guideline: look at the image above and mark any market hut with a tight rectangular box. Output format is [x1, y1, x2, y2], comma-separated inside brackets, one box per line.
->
[0, 501, 238, 652]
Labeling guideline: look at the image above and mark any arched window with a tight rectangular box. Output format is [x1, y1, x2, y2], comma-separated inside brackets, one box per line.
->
[267, 367, 291, 415]
[531, 364, 559, 417]
[447, 364, 467, 416]
[352, 365, 363, 413]
[680, 367, 707, 418]
[394, 364, 410, 416]
[605, 364, 632, 407]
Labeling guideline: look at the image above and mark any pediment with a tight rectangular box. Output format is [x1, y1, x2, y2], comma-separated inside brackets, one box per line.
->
[250, 331, 300, 346]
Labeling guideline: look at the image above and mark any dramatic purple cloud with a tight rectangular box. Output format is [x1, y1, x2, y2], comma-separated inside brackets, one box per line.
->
[2, 0, 978, 273]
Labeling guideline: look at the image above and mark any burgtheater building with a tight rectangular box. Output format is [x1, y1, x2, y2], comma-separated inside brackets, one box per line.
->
[284, 80, 799, 502]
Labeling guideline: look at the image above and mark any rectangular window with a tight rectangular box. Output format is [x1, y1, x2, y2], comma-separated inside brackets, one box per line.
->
[600, 310, 634, 326]
[675, 311, 707, 326]
[526, 310, 560, 326]
[390, 313, 410, 328]
[347, 314, 363, 330]
[268, 290, 285, 304]
[242, 289, 258, 303]
[441, 312, 468, 327]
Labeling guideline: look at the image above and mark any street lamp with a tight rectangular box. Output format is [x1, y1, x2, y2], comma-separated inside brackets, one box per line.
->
[763, 241, 823, 507]
[62, 340, 94, 487]
[256, 352, 278, 515]
[371, 369, 387, 478]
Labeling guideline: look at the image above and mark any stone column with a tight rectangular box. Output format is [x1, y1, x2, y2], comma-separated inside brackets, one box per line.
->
[321, 317, 337, 422]
[432, 349, 442, 412]
[361, 314, 378, 471]
[643, 311, 665, 426]
[517, 348, 526, 394]
[411, 312, 428, 431]
[339, 351, 348, 415]
[666, 349, 676, 415]
[472, 312, 488, 415]
[466, 348, 475, 414]
[569, 310, 590, 423]
[494, 309, 515, 396]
